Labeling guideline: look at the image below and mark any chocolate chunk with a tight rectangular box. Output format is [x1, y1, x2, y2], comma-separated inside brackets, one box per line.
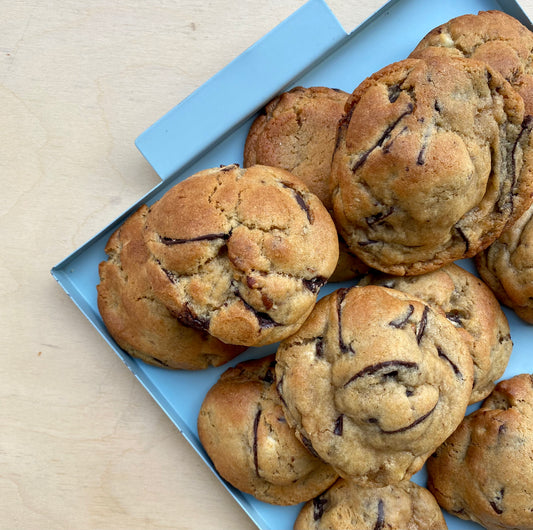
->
[313, 495, 328, 521]
[489, 488, 505, 514]
[455, 226, 470, 253]
[388, 83, 402, 103]
[374, 499, 385, 530]
[366, 206, 394, 227]
[445, 310, 463, 327]
[316, 337, 325, 358]
[234, 291, 281, 329]
[300, 434, 321, 459]
[389, 304, 414, 328]
[334, 414, 344, 436]
[172, 304, 210, 332]
[303, 276, 328, 294]
[416, 306, 429, 344]
[437, 346, 463, 379]
[343, 361, 418, 388]
[280, 181, 313, 223]
[253, 408, 262, 476]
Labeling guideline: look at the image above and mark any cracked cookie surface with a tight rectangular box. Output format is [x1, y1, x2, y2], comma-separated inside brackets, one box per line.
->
[143, 164, 338, 347]
[97, 205, 245, 369]
[330, 53, 533, 275]
[427, 373, 533, 530]
[275, 285, 473, 486]
[475, 201, 533, 323]
[243, 85, 368, 282]
[197, 354, 338, 505]
[294, 478, 447, 530]
[359, 263, 512, 403]
[410, 9, 533, 115]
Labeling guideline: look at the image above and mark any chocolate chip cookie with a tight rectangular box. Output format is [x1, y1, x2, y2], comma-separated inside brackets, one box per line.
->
[475, 201, 533, 324]
[359, 263, 512, 403]
[144, 164, 339, 347]
[410, 10, 533, 114]
[275, 285, 474, 486]
[294, 479, 447, 530]
[330, 52, 533, 275]
[97, 205, 245, 369]
[197, 354, 338, 505]
[427, 373, 533, 530]
[243, 85, 368, 282]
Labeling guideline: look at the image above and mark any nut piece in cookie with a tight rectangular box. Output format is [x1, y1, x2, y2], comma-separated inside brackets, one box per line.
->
[243, 86, 368, 282]
[427, 373, 533, 530]
[330, 53, 533, 275]
[359, 263, 512, 403]
[410, 10, 533, 115]
[143, 164, 339, 347]
[97, 205, 245, 369]
[275, 285, 473, 486]
[475, 201, 533, 324]
[197, 354, 338, 505]
[294, 479, 447, 530]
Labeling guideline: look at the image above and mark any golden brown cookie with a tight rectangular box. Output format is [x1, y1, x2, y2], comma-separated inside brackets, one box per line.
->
[410, 10, 533, 114]
[475, 201, 533, 324]
[330, 52, 533, 275]
[359, 263, 512, 403]
[143, 164, 339, 347]
[97, 205, 245, 369]
[243, 85, 368, 282]
[275, 285, 474, 486]
[197, 354, 338, 505]
[294, 479, 447, 530]
[427, 373, 533, 530]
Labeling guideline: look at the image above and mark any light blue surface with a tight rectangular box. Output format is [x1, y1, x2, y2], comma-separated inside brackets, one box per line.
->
[52, 0, 533, 529]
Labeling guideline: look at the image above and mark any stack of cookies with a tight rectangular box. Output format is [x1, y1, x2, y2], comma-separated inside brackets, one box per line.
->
[97, 9, 533, 530]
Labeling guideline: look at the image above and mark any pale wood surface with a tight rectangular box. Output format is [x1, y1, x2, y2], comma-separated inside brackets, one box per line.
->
[2, 1, 533, 529]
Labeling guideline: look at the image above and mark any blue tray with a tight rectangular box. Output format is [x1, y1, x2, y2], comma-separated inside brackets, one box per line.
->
[52, 1, 533, 528]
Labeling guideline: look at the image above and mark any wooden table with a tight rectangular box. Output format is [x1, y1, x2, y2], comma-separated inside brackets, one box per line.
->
[3, 1, 532, 528]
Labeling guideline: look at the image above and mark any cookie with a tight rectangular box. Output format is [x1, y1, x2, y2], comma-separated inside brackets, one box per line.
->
[97, 205, 246, 370]
[475, 201, 533, 324]
[243, 85, 368, 282]
[294, 479, 447, 530]
[143, 164, 339, 347]
[330, 52, 533, 275]
[275, 285, 474, 486]
[427, 373, 533, 530]
[243, 86, 348, 211]
[410, 10, 533, 115]
[197, 354, 338, 505]
[359, 263, 512, 403]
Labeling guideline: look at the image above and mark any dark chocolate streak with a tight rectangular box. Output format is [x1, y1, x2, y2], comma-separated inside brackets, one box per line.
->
[337, 288, 355, 354]
[374, 499, 385, 530]
[303, 276, 328, 294]
[313, 495, 328, 521]
[343, 361, 418, 388]
[334, 414, 344, 436]
[455, 226, 470, 253]
[280, 181, 313, 223]
[261, 362, 276, 385]
[253, 408, 262, 477]
[316, 337, 324, 358]
[352, 103, 414, 172]
[437, 346, 463, 379]
[160, 232, 230, 245]
[172, 304, 210, 332]
[389, 304, 414, 328]
[300, 434, 321, 459]
[234, 291, 280, 329]
[366, 206, 394, 227]
[489, 488, 505, 515]
[388, 83, 402, 103]
[380, 401, 438, 434]
[416, 306, 429, 344]
[276, 377, 288, 409]
[507, 115, 533, 212]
